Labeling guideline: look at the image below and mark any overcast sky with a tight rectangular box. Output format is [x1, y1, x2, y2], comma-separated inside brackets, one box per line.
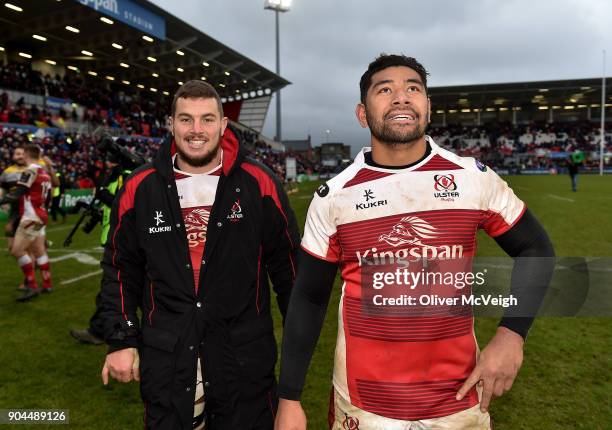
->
[151, 0, 612, 154]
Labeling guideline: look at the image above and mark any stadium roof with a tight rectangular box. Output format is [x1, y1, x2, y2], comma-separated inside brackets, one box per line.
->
[0, 0, 289, 100]
[429, 77, 612, 112]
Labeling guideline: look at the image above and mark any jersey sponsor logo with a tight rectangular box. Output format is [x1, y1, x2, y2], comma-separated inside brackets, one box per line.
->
[226, 199, 243, 222]
[356, 189, 388, 210]
[149, 210, 172, 234]
[316, 182, 329, 197]
[357, 216, 463, 265]
[342, 413, 360, 430]
[379, 215, 438, 247]
[185, 208, 210, 247]
[433, 174, 460, 201]
[476, 159, 488, 172]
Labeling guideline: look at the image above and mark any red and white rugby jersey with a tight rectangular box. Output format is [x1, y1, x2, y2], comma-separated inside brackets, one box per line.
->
[302, 136, 525, 421]
[18, 163, 52, 225]
[173, 156, 222, 292]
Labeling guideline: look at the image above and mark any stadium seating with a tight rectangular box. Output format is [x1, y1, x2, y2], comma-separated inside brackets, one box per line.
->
[2, 61, 610, 185]
[1, 62, 168, 137]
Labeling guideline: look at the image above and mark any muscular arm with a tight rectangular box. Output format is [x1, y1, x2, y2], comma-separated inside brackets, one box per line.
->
[494, 208, 555, 338]
[278, 250, 338, 400]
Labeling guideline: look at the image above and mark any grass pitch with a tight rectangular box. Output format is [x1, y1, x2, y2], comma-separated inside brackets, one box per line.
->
[0, 174, 610, 429]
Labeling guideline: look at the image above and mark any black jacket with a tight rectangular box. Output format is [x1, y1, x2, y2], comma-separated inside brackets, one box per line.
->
[98, 129, 300, 429]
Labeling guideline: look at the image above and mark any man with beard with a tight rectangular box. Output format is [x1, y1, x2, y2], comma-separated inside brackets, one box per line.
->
[1, 144, 54, 301]
[99, 80, 299, 429]
[275, 55, 554, 429]
[1, 146, 28, 252]
[1, 146, 29, 291]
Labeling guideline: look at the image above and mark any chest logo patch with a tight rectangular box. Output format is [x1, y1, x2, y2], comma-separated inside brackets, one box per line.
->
[226, 199, 244, 222]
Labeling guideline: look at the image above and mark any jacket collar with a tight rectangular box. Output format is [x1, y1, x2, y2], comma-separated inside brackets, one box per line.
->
[154, 127, 243, 179]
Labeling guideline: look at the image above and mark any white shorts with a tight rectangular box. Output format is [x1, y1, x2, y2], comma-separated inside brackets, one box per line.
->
[15, 219, 46, 242]
[330, 388, 491, 430]
[194, 357, 205, 429]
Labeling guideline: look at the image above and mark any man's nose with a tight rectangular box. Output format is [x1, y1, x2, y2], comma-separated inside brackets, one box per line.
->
[393, 91, 411, 105]
[191, 120, 205, 134]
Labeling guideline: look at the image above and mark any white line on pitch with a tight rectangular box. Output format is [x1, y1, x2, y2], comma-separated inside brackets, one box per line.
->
[50, 252, 99, 265]
[61, 270, 103, 285]
[546, 194, 575, 202]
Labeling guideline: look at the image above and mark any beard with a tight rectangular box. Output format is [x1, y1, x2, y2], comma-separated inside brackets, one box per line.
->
[366, 108, 427, 145]
[176, 131, 222, 168]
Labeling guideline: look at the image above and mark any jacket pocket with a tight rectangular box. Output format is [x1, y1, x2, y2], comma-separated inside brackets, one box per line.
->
[139, 325, 179, 407]
[233, 333, 277, 400]
[142, 325, 179, 351]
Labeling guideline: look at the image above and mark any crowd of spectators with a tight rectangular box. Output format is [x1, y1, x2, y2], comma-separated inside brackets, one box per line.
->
[0, 125, 317, 188]
[2, 62, 611, 183]
[231, 126, 318, 179]
[429, 121, 612, 169]
[1, 62, 169, 137]
[0, 128, 161, 189]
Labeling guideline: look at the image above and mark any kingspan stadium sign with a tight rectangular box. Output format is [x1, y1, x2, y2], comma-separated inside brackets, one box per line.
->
[75, 0, 166, 40]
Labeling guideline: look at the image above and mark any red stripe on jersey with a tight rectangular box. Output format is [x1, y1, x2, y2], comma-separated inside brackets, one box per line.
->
[414, 154, 463, 171]
[355, 378, 476, 420]
[343, 168, 394, 189]
[113, 168, 155, 320]
[481, 204, 526, 237]
[344, 297, 472, 342]
[327, 233, 342, 261]
[336, 209, 481, 260]
[174, 171, 190, 180]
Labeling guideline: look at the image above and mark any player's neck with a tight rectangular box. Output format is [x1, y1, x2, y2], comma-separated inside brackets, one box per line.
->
[370, 136, 427, 167]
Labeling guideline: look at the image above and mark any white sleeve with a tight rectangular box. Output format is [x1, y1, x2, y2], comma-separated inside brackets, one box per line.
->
[479, 168, 526, 237]
[300, 186, 341, 262]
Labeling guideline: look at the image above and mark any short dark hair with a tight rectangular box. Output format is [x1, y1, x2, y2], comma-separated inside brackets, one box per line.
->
[359, 54, 429, 104]
[23, 144, 40, 160]
[171, 80, 224, 117]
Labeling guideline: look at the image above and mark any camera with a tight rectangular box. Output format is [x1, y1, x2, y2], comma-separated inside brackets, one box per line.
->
[97, 134, 146, 172]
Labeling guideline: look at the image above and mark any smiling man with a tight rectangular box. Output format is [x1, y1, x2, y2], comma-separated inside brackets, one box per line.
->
[98, 80, 299, 429]
[275, 55, 555, 429]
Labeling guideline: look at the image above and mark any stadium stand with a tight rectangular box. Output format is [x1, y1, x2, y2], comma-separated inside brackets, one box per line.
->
[430, 121, 612, 171]
[1, 62, 169, 137]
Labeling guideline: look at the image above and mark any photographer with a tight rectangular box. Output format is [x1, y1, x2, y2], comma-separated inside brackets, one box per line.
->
[70, 145, 134, 344]
[97, 153, 127, 246]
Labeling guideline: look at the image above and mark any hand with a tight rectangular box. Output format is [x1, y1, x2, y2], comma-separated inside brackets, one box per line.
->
[456, 326, 524, 412]
[101, 347, 140, 385]
[274, 399, 306, 430]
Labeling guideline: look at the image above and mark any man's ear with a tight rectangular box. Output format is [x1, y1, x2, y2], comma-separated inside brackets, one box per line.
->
[427, 98, 431, 123]
[168, 116, 174, 135]
[356, 103, 368, 129]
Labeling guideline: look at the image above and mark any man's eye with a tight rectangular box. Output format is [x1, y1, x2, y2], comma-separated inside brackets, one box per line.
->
[379, 87, 391, 94]
[408, 86, 420, 92]
[180, 118, 191, 123]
